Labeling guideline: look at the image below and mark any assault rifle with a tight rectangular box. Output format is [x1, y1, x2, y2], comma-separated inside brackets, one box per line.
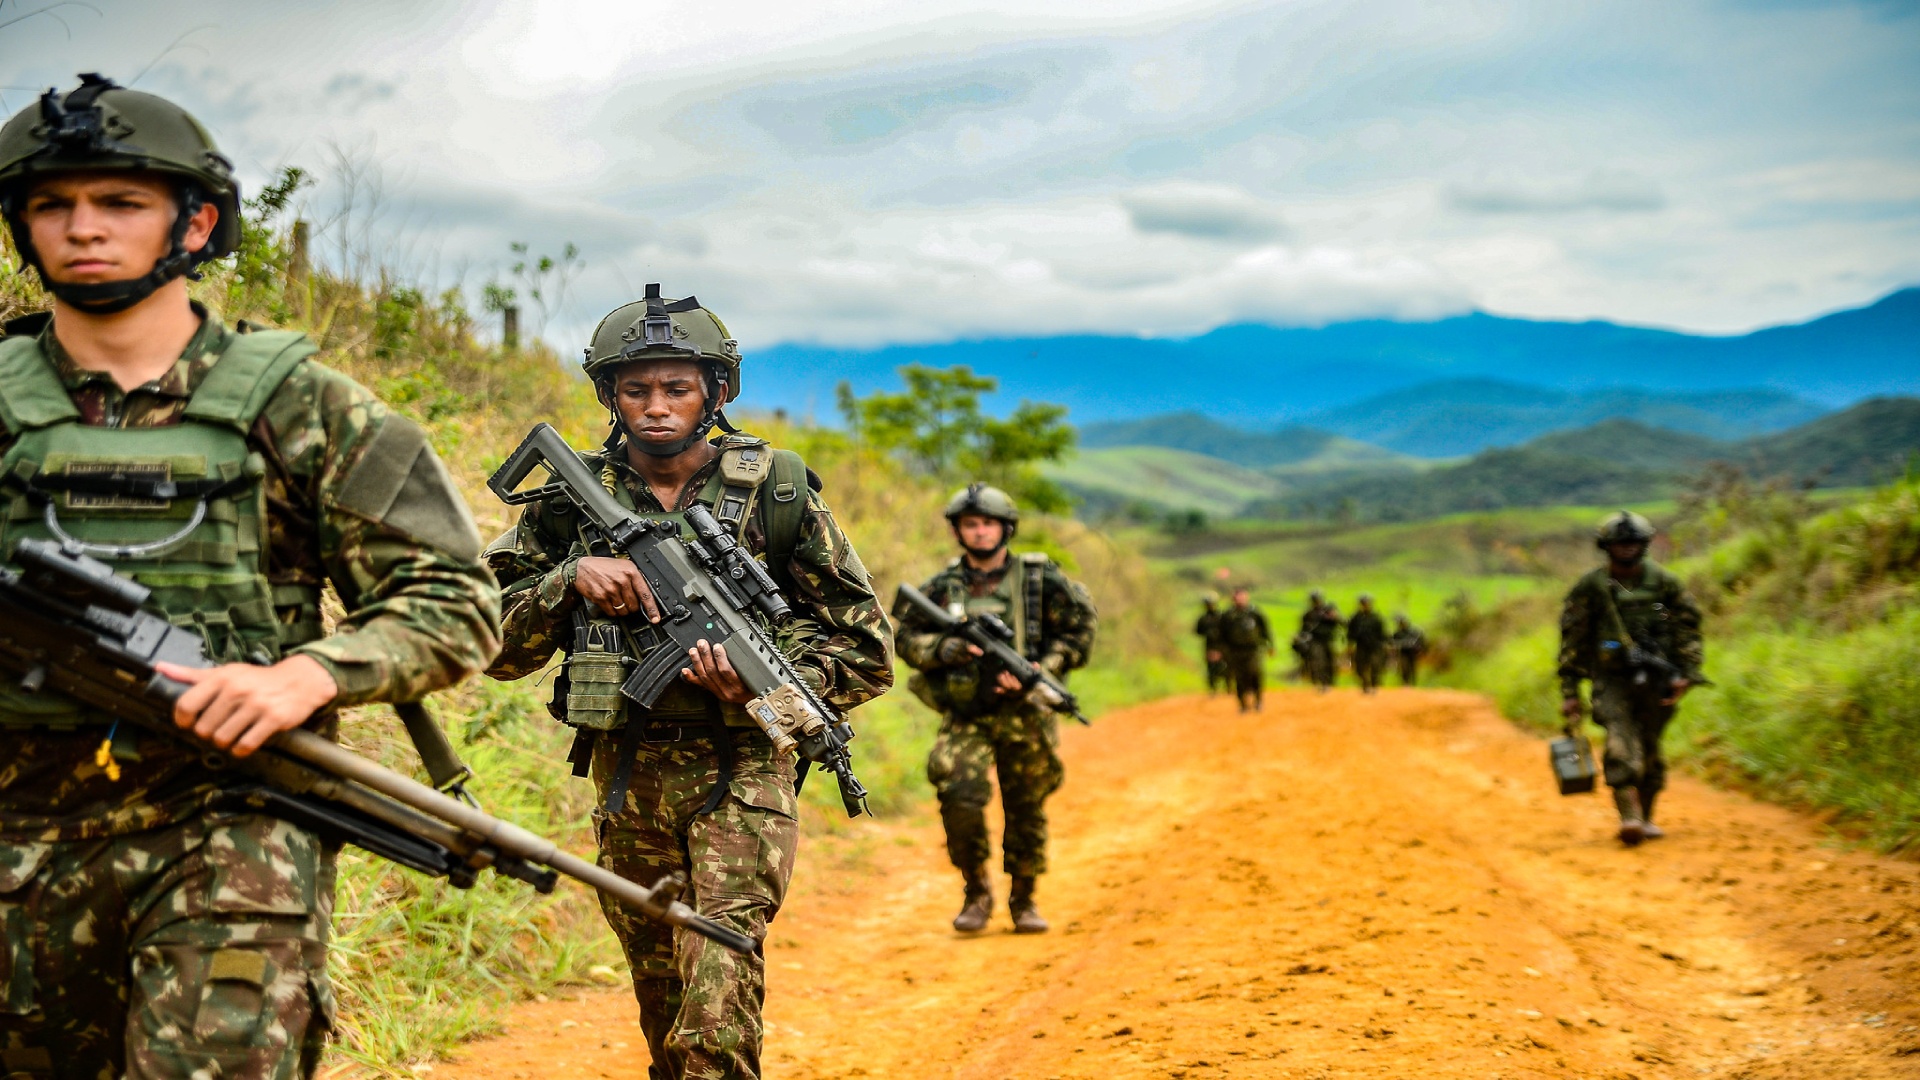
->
[487, 423, 870, 817]
[891, 582, 1089, 725]
[1601, 638, 1710, 690]
[0, 538, 756, 955]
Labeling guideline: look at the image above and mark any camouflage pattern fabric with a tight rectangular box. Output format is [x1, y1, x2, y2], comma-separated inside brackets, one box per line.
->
[1390, 625, 1425, 686]
[1225, 651, 1265, 711]
[485, 435, 889, 1080]
[589, 732, 797, 1080]
[1299, 604, 1342, 689]
[0, 307, 504, 842]
[0, 812, 335, 1079]
[1193, 608, 1228, 692]
[925, 705, 1064, 876]
[0, 308, 499, 1077]
[1556, 561, 1703, 701]
[1213, 605, 1269, 710]
[897, 556, 1094, 879]
[1590, 679, 1676, 793]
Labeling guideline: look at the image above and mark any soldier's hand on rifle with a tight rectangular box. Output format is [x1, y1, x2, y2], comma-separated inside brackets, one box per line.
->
[154, 656, 340, 758]
[991, 668, 1024, 695]
[575, 555, 662, 622]
[935, 635, 979, 665]
[1560, 696, 1584, 721]
[682, 639, 753, 704]
[1660, 678, 1691, 707]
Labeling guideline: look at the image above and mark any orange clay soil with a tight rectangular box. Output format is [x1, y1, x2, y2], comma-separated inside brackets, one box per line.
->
[431, 689, 1919, 1079]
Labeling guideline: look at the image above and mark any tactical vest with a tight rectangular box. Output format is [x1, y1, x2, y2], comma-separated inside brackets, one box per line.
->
[0, 329, 321, 728]
[1593, 567, 1681, 671]
[917, 553, 1050, 715]
[560, 434, 813, 731]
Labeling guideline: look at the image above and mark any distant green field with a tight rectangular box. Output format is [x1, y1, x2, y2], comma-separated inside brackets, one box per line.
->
[1047, 440, 1432, 521]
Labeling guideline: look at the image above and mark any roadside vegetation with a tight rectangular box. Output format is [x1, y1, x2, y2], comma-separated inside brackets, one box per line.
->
[1, 172, 1185, 1073]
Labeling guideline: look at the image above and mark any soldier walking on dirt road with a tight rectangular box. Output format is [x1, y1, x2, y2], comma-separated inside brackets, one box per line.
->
[1216, 587, 1273, 713]
[1558, 511, 1705, 847]
[1346, 594, 1388, 694]
[483, 288, 893, 1079]
[0, 76, 503, 1078]
[1390, 614, 1427, 686]
[1194, 594, 1229, 694]
[895, 484, 1096, 935]
[1297, 591, 1343, 692]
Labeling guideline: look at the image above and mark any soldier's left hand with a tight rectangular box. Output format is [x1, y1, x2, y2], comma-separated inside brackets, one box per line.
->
[1661, 678, 1692, 706]
[993, 670, 1023, 694]
[683, 639, 754, 704]
[156, 655, 340, 758]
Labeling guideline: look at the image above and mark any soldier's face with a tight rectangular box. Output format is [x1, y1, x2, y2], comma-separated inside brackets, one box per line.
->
[954, 514, 1006, 553]
[22, 172, 216, 286]
[605, 359, 710, 449]
[1233, 591, 1250, 607]
[1606, 541, 1648, 565]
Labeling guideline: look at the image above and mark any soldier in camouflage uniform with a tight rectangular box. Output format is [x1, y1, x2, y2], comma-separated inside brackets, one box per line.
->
[896, 484, 1096, 935]
[1215, 587, 1272, 713]
[1298, 591, 1343, 692]
[483, 286, 891, 1080]
[1559, 511, 1704, 846]
[1193, 595, 1228, 694]
[0, 76, 502, 1079]
[1389, 614, 1426, 686]
[1345, 594, 1387, 694]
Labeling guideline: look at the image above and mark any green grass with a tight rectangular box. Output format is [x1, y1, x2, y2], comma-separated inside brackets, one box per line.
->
[1045, 446, 1285, 518]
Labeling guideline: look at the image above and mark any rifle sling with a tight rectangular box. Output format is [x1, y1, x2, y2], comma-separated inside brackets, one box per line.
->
[603, 714, 649, 815]
[696, 696, 733, 816]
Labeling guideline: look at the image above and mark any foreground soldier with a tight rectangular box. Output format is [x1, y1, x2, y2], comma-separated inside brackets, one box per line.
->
[897, 484, 1096, 934]
[1389, 614, 1426, 686]
[1346, 594, 1387, 694]
[1193, 594, 1228, 694]
[1216, 587, 1272, 713]
[1558, 511, 1704, 846]
[1298, 591, 1343, 691]
[484, 288, 891, 1079]
[0, 76, 501, 1078]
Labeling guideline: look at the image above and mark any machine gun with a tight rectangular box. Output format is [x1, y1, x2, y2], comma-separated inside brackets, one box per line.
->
[0, 538, 756, 955]
[487, 423, 870, 817]
[891, 582, 1089, 725]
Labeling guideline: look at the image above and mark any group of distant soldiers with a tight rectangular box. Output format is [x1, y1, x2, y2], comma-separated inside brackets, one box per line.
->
[1195, 590, 1426, 710]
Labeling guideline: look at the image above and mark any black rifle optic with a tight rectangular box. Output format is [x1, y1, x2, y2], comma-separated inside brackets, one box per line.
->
[891, 582, 1089, 725]
[0, 538, 756, 955]
[487, 423, 870, 817]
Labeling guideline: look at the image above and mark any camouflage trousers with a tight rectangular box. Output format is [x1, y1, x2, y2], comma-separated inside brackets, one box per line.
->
[0, 811, 335, 1080]
[589, 727, 799, 1080]
[1203, 652, 1229, 694]
[1592, 678, 1677, 794]
[926, 706, 1064, 878]
[1395, 651, 1419, 686]
[1351, 646, 1387, 692]
[1303, 642, 1337, 688]
[1224, 649, 1264, 710]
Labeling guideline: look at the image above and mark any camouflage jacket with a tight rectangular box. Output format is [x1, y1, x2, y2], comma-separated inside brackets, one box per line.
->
[0, 307, 504, 840]
[896, 554, 1097, 717]
[483, 442, 893, 719]
[1301, 604, 1343, 645]
[1193, 609, 1224, 648]
[1215, 605, 1270, 653]
[1558, 560, 1704, 698]
[1346, 610, 1386, 650]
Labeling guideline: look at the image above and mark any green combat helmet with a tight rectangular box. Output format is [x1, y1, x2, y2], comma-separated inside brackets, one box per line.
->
[0, 73, 240, 313]
[582, 283, 743, 456]
[1595, 510, 1656, 549]
[944, 482, 1019, 549]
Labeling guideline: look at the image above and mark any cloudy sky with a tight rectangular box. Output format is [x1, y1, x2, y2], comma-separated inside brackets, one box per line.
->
[5, 0, 1917, 348]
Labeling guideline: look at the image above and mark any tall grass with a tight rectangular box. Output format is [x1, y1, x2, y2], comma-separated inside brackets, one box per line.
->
[3, 204, 1189, 1069]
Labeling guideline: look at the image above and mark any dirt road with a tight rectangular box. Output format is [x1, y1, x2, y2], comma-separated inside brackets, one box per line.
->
[437, 689, 1919, 1079]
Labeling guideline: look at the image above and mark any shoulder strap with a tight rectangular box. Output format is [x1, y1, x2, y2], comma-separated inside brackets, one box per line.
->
[1017, 552, 1049, 660]
[764, 448, 809, 569]
[1594, 574, 1639, 651]
[0, 335, 80, 433]
[713, 435, 773, 541]
[182, 328, 317, 432]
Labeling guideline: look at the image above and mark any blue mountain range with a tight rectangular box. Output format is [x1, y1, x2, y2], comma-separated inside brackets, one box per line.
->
[747, 287, 1920, 436]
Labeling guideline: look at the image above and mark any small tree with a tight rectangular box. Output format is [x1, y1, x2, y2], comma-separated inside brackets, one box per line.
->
[837, 364, 1076, 512]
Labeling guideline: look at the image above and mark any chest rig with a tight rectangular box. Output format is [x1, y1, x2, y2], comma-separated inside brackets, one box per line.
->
[917, 554, 1048, 716]
[1596, 571, 1677, 668]
[0, 330, 320, 727]
[560, 434, 811, 733]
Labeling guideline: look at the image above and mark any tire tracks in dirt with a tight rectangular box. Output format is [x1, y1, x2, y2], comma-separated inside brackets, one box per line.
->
[432, 689, 1919, 1079]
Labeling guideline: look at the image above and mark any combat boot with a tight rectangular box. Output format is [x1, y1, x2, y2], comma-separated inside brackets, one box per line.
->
[1009, 876, 1050, 934]
[952, 866, 992, 933]
[1613, 787, 1646, 847]
[1639, 788, 1665, 839]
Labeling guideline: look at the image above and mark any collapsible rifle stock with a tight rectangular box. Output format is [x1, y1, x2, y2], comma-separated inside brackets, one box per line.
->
[0, 538, 756, 955]
[891, 582, 1089, 725]
[487, 423, 870, 817]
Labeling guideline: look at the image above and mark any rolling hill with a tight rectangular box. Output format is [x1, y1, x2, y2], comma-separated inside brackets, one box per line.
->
[748, 287, 1920, 430]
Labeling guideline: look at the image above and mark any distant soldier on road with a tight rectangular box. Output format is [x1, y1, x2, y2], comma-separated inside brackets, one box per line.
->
[1216, 586, 1273, 713]
[1298, 591, 1343, 692]
[896, 484, 1096, 935]
[1389, 614, 1427, 686]
[1559, 511, 1704, 847]
[1346, 594, 1387, 694]
[1194, 594, 1229, 694]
